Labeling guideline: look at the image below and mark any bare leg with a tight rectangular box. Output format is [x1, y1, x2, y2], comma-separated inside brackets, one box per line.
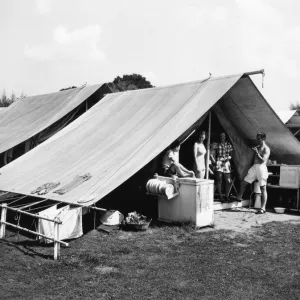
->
[179, 163, 195, 177]
[224, 173, 232, 198]
[260, 185, 267, 211]
[166, 168, 176, 178]
[178, 163, 194, 175]
[199, 169, 205, 179]
[215, 171, 224, 201]
[237, 180, 249, 201]
[194, 164, 201, 179]
[171, 163, 195, 178]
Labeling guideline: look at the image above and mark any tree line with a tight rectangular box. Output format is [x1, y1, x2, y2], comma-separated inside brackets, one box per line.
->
[0, 90, 27, 107]
[2, 74, 300, 112]
[290, 103, 300, 110]
[0, 73, 154, 107]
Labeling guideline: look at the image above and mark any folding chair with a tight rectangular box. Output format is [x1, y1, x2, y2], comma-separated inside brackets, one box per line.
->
[213, 170, 238, 201]
[228, 170, 238, 198]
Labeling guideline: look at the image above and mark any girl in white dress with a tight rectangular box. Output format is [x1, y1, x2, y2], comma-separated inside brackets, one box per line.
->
[193, 131, 207, 179]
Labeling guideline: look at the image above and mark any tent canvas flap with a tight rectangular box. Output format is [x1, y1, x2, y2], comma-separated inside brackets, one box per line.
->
[0, 75, 242, 205]
[1, 74, 300, 206]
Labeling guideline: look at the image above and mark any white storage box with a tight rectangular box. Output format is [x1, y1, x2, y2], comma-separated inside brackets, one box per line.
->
[158, 178, 214, 228]
[279, 166, 300, 188]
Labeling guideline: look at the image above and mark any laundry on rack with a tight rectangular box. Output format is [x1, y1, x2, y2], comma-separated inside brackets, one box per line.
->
[37, 204, 83, 243]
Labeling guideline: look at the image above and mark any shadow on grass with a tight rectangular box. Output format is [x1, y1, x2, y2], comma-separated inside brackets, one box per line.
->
[119, 219, 215, 232]
[223, 207, 300, 217]
[150, 220, 197, 231]
[0, 239, 53, 259]
[218, 208, 257, 214]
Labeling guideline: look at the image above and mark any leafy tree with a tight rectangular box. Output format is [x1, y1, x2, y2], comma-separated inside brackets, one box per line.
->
[10, 91, 16, 102]
[19, 92, 27, 99]
[290, 102, 300, 110]
[60, 86, 77, 91]
[108, 74, 154, 92]
[0, 90, 26, 107]
[0, 90, 13, 107]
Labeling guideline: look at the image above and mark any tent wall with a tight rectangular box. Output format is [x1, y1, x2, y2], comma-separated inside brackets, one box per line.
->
[0, 84, 110, 157]
[213, 104, 253, 180]
[276, 110, 297, 124]
[0, 84, 111, 166]
[218, 77, 300, 165]
[0, 75, 242, 206]
[276, 110, 300, 141]
[0, 75, 300, 206]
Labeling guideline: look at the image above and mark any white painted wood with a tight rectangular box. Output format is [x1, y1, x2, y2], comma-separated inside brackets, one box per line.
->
[0, 203, 7, 238]
[54, 220, 59, 260]
[213, 199, 249, 211]
[158, 178, 214, 228]
[2, 204, 62, 224]
[1, 220, 68, 246]
[56, 218, 60, 259]
[279, 165, 300, 188]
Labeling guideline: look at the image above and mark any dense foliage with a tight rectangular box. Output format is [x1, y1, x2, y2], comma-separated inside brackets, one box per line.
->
[290, 103, 300, 110]
[0, 90, 26, 107]
[108, 73, 154, 92]
[59, 86, 77, 91]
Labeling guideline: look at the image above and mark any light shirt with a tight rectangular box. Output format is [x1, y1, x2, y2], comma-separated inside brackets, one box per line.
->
[162, 149, 179, 168]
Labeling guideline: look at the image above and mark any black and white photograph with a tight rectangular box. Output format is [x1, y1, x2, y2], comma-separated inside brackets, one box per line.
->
[1, 1, 300, 299]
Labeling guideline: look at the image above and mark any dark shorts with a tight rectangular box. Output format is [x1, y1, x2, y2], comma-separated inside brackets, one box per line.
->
[162, 164, 176, 176]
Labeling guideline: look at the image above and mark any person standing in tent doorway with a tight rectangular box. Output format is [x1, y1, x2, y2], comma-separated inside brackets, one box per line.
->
[237, 132, 270, 214]
[215, 132, 233, 202]
[209, 142, 218, 177]
[162, 141, 195, 178]
[193, 130, 207, 179]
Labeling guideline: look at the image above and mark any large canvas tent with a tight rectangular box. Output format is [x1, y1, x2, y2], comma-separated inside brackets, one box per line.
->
[276, 110, 297, 124]
[0, 84, 111, 166]
[0, 73, 300, 207]
[0, 107, 7, 115]
[276, 110, 300, 140]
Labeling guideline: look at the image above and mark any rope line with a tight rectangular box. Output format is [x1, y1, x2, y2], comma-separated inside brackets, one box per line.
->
[7, 195, 28, 206]
[28, 203, 56, 212]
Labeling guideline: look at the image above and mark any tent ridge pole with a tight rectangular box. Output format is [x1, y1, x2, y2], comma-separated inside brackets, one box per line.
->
[243, 69, 264, 76]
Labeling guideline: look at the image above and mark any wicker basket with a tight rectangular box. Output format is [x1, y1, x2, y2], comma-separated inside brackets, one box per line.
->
[123, 219, 152, 231]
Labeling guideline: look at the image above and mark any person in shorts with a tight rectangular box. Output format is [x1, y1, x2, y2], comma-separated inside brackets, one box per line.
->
[237, 132, 270, 214]
[161, 141, 195, 178]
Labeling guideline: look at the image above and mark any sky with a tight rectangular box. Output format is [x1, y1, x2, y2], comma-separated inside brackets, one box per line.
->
[0, 0, 299, 111]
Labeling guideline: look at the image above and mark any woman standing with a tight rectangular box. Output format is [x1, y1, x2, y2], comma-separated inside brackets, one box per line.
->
[193, 131, 207, 179]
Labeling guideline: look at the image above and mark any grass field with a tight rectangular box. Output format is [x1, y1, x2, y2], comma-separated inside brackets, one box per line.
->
[1, 210, 300, 300]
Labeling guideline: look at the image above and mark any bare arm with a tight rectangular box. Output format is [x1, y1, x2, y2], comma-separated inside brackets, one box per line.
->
[178, 163, 192, 173]
[254, 147, 270, 163]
